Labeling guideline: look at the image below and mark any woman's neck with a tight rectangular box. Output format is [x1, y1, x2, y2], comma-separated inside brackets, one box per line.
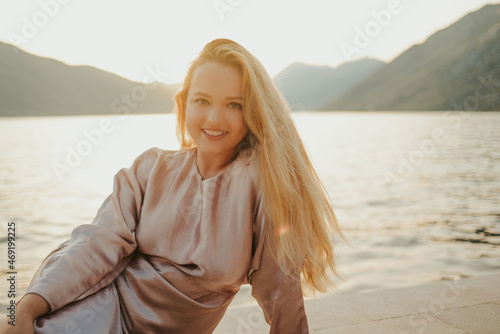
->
[195, 147, 238, 180]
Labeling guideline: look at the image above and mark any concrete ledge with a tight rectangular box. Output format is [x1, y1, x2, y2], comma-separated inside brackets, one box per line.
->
[214, 273, 500, 333]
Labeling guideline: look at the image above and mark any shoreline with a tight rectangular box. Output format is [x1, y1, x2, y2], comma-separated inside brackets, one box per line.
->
[1, 273, 498, 332]
[215, 272, 500, 333]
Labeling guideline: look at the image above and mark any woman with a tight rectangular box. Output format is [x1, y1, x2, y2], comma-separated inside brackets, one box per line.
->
[1, 38, 342, 334]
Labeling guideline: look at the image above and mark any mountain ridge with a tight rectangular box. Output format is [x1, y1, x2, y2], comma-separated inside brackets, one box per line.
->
[274, 58, 385, 111]
[0, 41, 178, 117]
[324, 4, 500, 111]
[1, 4, 499, 116]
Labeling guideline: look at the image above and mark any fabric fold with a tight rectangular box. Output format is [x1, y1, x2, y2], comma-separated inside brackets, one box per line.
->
[24, 146, 309, 333]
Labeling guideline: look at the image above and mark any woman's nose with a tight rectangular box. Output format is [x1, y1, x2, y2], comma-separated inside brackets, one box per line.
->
[206, 104, 224, 121]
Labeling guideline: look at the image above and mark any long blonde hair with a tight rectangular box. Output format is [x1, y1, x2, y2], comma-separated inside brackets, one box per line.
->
[173, 38, 343, 295]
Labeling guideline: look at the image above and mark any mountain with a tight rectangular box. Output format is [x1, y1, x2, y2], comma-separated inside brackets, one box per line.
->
[324, 4, 500, 111]
[4, 3, 499, 117]
[273, 58, 385, 111]
[0, 42, 178, 117]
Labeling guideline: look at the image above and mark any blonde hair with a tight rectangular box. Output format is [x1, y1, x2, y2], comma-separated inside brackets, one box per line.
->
[174, 38, 344, 295]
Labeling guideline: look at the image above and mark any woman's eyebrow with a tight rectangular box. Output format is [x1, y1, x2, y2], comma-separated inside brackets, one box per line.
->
[192, 91, 242, 101]
[192, 91, 211, 97]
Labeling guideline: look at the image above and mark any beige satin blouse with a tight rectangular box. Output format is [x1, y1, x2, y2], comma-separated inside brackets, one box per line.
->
[25, 147, 309, 333]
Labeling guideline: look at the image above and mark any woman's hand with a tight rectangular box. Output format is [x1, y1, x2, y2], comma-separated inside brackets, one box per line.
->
[0, 293, 50, 334]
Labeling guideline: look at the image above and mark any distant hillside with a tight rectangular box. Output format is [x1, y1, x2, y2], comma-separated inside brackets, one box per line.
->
[325, 4, 500, 111]
[0, 42, 178, 117]
[274, 58, 385, 111]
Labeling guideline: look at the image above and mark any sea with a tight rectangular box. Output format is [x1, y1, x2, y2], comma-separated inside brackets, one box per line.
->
[0, 111, 499, 309]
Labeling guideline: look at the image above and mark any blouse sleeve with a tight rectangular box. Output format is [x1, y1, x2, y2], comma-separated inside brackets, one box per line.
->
[248, 190, 309, 334]
[24, 148, 158, 313]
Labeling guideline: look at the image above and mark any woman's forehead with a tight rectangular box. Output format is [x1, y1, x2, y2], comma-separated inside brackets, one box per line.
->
[189, 62, 242, 97]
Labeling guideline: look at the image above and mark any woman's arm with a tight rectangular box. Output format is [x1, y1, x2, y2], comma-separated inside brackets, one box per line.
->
[249, 237, 309, 334]
[16, 293, 50, 320]
[16, 293, 50, 321]
[0, 294, 49, 334]
[248, 190, 309, 334]
[23, 148, 159, 314]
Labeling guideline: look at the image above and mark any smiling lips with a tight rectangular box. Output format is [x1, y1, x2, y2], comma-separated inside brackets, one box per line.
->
[203, 129, 227, 136]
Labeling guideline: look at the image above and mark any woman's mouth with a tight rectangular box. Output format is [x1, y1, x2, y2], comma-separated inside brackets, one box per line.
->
[203, 129, 228, 137]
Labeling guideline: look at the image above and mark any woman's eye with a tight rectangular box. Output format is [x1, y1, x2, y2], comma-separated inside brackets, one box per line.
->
[229, 102, 242, 109]
[196, 99, 208, 105]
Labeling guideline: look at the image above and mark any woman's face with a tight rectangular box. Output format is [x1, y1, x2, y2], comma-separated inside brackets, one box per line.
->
[185, 62, 248, 159]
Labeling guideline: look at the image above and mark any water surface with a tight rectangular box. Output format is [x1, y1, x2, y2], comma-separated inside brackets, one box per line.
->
[0, 111, 499, 307]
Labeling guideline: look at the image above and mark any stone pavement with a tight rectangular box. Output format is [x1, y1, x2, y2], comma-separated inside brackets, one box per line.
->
[214, 273, 500, 333]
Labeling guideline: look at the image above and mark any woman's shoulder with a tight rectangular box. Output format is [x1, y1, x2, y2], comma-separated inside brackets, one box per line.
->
[137, 146, 257, 164]
[121, 147, 193, 187]
[134, 146, 192, 163]
[126, 147, 193, 177]
[239, 147, 261, 189]
[132, 146, 261, 185]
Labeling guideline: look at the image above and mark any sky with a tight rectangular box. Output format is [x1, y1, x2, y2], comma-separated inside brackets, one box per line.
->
[1, 0, 498, 84]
